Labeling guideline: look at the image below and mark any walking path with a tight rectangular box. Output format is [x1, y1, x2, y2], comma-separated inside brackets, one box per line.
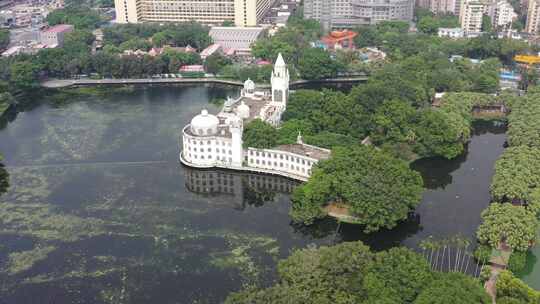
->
[41, 76, 369, 89]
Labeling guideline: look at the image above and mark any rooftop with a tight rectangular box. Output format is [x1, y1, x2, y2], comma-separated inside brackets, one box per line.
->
[42, 24, 73, 33]
[275, 143, 331, 160]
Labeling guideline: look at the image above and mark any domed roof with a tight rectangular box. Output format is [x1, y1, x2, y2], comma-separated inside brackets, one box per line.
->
[190, 109, 219, 136]
[244, 78, 255, 92]
[237, 101, 250, 119]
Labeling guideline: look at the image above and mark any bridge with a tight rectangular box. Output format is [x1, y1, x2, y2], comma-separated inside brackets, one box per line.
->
[41, 76, 368, 89]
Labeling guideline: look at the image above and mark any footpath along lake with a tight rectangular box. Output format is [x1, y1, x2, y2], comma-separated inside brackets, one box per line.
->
[0, 85, 533, 304]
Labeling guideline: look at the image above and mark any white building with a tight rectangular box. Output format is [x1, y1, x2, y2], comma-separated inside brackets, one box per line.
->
[438, 27, 465, 38]
[180, 54, 331, 181]
[460, 0, 485, 35]
[209, 26, 264, 57]
[486, 0, 517, 29]
[526, 0, 540, 34]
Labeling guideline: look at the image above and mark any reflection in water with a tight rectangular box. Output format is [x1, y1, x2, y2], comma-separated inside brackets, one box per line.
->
[0, 163, 9, 195]
[184, 166, 298, 210]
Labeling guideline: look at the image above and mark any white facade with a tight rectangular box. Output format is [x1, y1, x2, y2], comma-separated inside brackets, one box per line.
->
[526, 0, 540, 34]
[180, 54, 331, 181]
[460, 0, 485, 35]
[438, 27, 465, 38]
[486, 0, 517, 28]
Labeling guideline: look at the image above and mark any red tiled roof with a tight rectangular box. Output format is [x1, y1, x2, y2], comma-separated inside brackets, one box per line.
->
[43, 24, 73, 33]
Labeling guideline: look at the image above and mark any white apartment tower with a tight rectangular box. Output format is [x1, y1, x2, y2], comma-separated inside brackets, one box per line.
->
[115, 0, 275, 26]
[486, 0, 517, 29]
[271, 53, 289, 104]
[460, 0, 485, 34]
[526, 0, 540, 33]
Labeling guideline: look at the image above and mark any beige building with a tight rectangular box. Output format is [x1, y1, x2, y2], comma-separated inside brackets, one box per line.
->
[526, 0, 540, 33]
[114, 0, 274, 26]
[429, 0, 459, 15]
[304, 0, 414, 30]
[460, 0, 485, 35]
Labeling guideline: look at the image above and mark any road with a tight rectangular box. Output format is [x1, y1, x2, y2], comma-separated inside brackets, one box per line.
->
[41, 76, 368, 89]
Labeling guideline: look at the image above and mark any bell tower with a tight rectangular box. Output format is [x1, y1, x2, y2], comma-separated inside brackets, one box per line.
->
[271, 53, 290, 105]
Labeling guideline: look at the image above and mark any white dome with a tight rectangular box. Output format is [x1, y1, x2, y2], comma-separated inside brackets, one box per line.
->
[190, 109, 219, 136]
[236, 101, 250, 119]
[244, 78, 255, 92]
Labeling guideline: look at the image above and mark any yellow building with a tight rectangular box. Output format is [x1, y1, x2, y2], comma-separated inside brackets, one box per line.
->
[114, 0, 275, 27]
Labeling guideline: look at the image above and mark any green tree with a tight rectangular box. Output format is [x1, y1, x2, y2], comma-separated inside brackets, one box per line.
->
[496, 270, 540, 303]
[476, 203, 538, 251]
[413, 109, 469, 159]
[365, 248, 433, 302]
[276, 119, 314, 145]
[46, 6, 102, 30]
[491, 146, 540, 202]
[242, 119, 278, 149]
[482, 15, 493, 32]
[414, 272, 491, 304]
[0, 29, 9, 51]
[9, 61, 40, 90]
[291, 145, 424, 232]
[203, 53, 232, 75]
[226, 241, 375, 304]
[297, 48, 339, 79]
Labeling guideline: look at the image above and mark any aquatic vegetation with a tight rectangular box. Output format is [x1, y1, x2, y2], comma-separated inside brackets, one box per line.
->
[6, 245, 56, 274]
[0, 202, 105, 242]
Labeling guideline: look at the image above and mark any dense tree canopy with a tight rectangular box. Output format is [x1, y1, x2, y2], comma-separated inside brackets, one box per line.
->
[507, 93, 540, 148]
[103, 23, 211, 50]
[413, 272, 491, 304]
[491, 146, 540, 202]
[242, 119, 278, 149]
[291, 145, 423, 232]
[0, 29, 9, 51]
[46, 6, 102, 30]
[476, 203, 538, 251]
[496, 270, 540, 303]
[226, 241, 487, 304]
[297, 48, 340, 80]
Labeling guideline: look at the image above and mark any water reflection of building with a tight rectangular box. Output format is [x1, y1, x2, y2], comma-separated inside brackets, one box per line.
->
[184, 167, 298, 209]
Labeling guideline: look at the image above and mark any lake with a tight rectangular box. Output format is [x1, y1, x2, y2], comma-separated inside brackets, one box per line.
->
[0, 85, 523, 304]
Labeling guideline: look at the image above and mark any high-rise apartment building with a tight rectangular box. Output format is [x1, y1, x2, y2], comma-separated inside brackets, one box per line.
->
[304, 0, 414, 30]
[526, 0, 540, 33]
[429, 0, 459, 15]
[486, 0, 517, 28]
[114, 0, 275, 27]
[460, 0, 485, 34]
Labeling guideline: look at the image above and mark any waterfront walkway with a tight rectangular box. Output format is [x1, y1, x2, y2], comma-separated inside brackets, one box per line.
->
[41, 76, 368, 89]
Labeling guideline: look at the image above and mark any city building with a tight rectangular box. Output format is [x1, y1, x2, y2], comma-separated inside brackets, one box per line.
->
[209, 26, 264, 57]
[180, 54, 331, 181]
[486, 0, 517, 29]
[114, 0, 275, 27]
[438, 27, 465, 38]
[429, 0, 460, 15]
[460, 0, 485, 35]
[526, 0, 540, 33]
[39, 24, 74, 47]
[303, 0, 414, 30]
